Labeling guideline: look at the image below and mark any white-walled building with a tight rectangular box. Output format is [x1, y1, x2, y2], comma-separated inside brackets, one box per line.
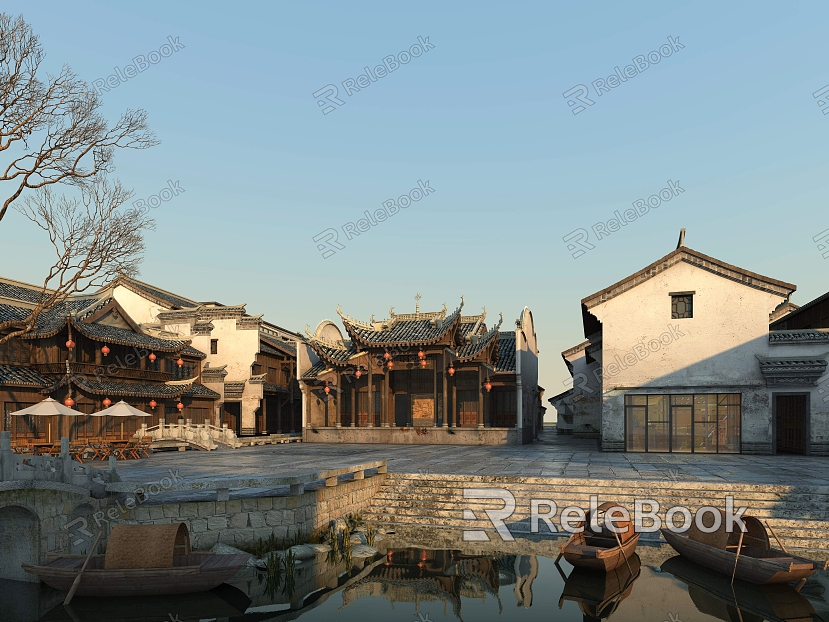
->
[106, 277, 301, 436]
[558, 231, 828, 456]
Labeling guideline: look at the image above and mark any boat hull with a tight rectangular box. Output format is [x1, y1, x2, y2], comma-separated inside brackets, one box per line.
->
[660, 529, 816, 585]
[21, 553, 249, 596]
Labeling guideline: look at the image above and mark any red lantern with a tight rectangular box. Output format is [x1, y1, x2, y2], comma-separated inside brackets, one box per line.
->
[148, 353, 157, 362]
[177, 402, 184, 411]
[418, 349, 425, 359]
[64, 397, 75, 408]
[420, 358, 427, 368]
[66, 340, 75, 350]
[102, 397, 112, 407]
[177, 357, 184, 367]
[355, 369, 362, 378]
[485, 381, 492, 392]
[383, 351, 391, 360]
[448, 365, 455, 376]
[324, 385, 330, 394]
[387, 360, 394, 369]
[149, 400, 157, 409]
[101, 345, 110, 356]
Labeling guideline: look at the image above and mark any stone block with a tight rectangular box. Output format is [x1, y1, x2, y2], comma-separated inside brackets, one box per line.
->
[207, 516, 228, 531]
[229, 513, 249, 530]
[148, 506, 165, 520]
[265, 510, 284, 527]
[226, 500, 242, 514]
[248, 511, 266, 529]
[197, 502, 216, 518]
[191, 519, 208, 533]
[162, 505, 180, 518]
[179, 503, 199, 518]
[257, 497, 273, 511]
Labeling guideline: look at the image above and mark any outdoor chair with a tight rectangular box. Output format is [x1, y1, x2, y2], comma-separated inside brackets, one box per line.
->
[134, 436, 154, 459]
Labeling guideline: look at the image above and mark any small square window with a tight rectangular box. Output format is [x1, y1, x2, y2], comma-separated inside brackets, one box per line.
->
[210, 339, 218, 354]
[671, 294, 693, 319]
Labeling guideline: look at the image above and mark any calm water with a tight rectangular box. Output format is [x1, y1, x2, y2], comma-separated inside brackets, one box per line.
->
[2, 536, 827, 622]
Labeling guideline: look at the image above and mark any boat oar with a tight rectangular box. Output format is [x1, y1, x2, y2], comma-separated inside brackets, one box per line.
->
[64, 530, 103, 605]
[764, 520, 789, 553]
[730, 529, 745, 585]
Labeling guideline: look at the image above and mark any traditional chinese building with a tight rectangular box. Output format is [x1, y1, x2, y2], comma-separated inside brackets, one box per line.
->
[298, 296, 541, 445]
[0, 277, 215, 442]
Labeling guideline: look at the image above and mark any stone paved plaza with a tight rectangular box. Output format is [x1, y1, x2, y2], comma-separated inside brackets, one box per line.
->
[116, 430, 828, 488]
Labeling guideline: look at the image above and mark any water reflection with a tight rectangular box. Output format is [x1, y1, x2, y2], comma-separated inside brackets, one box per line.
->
[661, 555, 821, 622]
[556, 553, 641, 620]
[2, 539, 827, 622]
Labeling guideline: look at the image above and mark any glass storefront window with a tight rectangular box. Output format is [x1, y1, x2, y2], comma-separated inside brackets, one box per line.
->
[625, 393, 741, 453]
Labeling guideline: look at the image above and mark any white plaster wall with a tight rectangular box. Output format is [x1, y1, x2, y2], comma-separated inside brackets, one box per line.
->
[564, 349, 602, 437]
[191, 319, 258, 382]
[111, 286, 168, 325]
[516, 308, 539, 442]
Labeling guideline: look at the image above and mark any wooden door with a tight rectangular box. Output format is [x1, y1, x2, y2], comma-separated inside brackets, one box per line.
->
[777, 395, 806, 454]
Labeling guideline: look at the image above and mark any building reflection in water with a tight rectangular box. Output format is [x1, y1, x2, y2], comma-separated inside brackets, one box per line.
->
[339, 548, 538, 619]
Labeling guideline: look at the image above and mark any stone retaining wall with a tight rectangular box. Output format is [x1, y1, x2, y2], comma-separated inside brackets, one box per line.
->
[305, 426, 521, 445]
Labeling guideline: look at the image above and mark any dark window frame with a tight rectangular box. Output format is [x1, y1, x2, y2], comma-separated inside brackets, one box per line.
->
[210, 339, 218, 354]
[670, 292, 694, 319]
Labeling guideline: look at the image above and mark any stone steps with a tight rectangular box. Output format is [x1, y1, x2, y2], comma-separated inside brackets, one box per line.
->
[364, 474, 829, 552]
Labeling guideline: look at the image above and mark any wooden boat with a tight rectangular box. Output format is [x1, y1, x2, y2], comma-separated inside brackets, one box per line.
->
[556, 553, 641, 620]
[559, 502, 640, 571]
[22, 522, 250, 596]
[661, 555, 818, 622]
[660, 512, 827, 585]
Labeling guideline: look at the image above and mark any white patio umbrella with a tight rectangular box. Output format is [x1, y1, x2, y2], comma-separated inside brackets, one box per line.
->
[11, 397, 86, 442]
[91, 400, 150, 440]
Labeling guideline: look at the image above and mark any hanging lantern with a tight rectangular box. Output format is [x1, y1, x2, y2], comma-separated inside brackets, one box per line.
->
[387, 360, 394, 369]
[420, 358, 427, 368]
[66, 339, 75, 350]
[149, 399, 157, 410]
[102, 397, 112, 408]
[384, 351, 392, 360]
[355, 369, 362, 378]
[484, 380, 492, 392]
[324, 385, 331, 394]
[101, 345, 110, 356]
[177, 402, 184, 411]
[64, 397, 75, 408]
[148, 352, 157, 362]
[177, 357, 184, 367]
[448, 365, 455, 376]
[418, 349, 425, 359]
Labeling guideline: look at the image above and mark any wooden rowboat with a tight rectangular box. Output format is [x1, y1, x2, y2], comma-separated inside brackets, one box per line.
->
[22, 522, 250, 596]
[660, 512, 827, 585]
[559, 502, 640, 572]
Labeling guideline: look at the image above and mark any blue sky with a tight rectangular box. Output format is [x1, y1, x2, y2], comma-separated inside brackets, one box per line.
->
[2, 1, 829, 412]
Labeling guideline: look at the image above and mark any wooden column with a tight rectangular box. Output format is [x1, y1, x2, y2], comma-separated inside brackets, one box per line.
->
[351, 384, 356, 427]
[261, 397, 267, 434]
[335, 378, 341, 427]
[451, 374, 457, 428]
[367, 374, 374, 428]
[442, 352, 449, 428]
[433, 355, 438, 427]
[383, 370, 390, 427]
[478, 366, 484, 428]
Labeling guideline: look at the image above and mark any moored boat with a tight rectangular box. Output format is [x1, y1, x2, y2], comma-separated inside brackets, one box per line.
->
[557, 553, 641, 620]
[559, 501, 640, 572]
[660, 513, 827, 585]
[22, 522, 250, 596]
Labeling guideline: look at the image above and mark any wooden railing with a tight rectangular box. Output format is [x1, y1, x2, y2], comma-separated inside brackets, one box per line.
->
[29, 362, 193, 383]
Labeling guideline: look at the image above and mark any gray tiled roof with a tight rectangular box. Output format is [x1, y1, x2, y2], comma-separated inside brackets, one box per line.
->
[181, 345, 206, 359]
[260, 334, 297, 355]
[48, 374, 196, 398]
[455, 317, 502, 361]
[309, 340, 357, 365]
[70, 320, 191, 352]
[0, 281, 50, 304]
[112, 277, 197, 310]
[344, 304, 464, 346]
[264, 382, 290, 394]
[495, 331, 516, 373]
[301, 359, 329, 379]
[181, 382, 220, 398]
[0, 365, 51, 387]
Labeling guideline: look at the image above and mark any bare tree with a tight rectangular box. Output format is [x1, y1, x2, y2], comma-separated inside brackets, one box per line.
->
[0, 177, 154, 346]
[0, 13, 158, 342]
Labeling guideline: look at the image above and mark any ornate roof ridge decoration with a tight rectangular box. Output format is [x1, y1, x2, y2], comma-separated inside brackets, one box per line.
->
[769, 329, 829, 343]
[337, 305, 375, 330]
[455, 313, 503, 361]
[237, 314, 262, 330]
[156, 306, 203, 322]
[249, 373, 266, 384]
[582, 246, 797, 310]
[201, 365, 228, 380]
[305, 324, 348, 349]
[340, 297, 465, 347]
[756, 353, 829, 386]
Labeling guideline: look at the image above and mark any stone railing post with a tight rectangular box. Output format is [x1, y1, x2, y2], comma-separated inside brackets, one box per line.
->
[0, 431, 11, 481]
[61, 437, 72, 482]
